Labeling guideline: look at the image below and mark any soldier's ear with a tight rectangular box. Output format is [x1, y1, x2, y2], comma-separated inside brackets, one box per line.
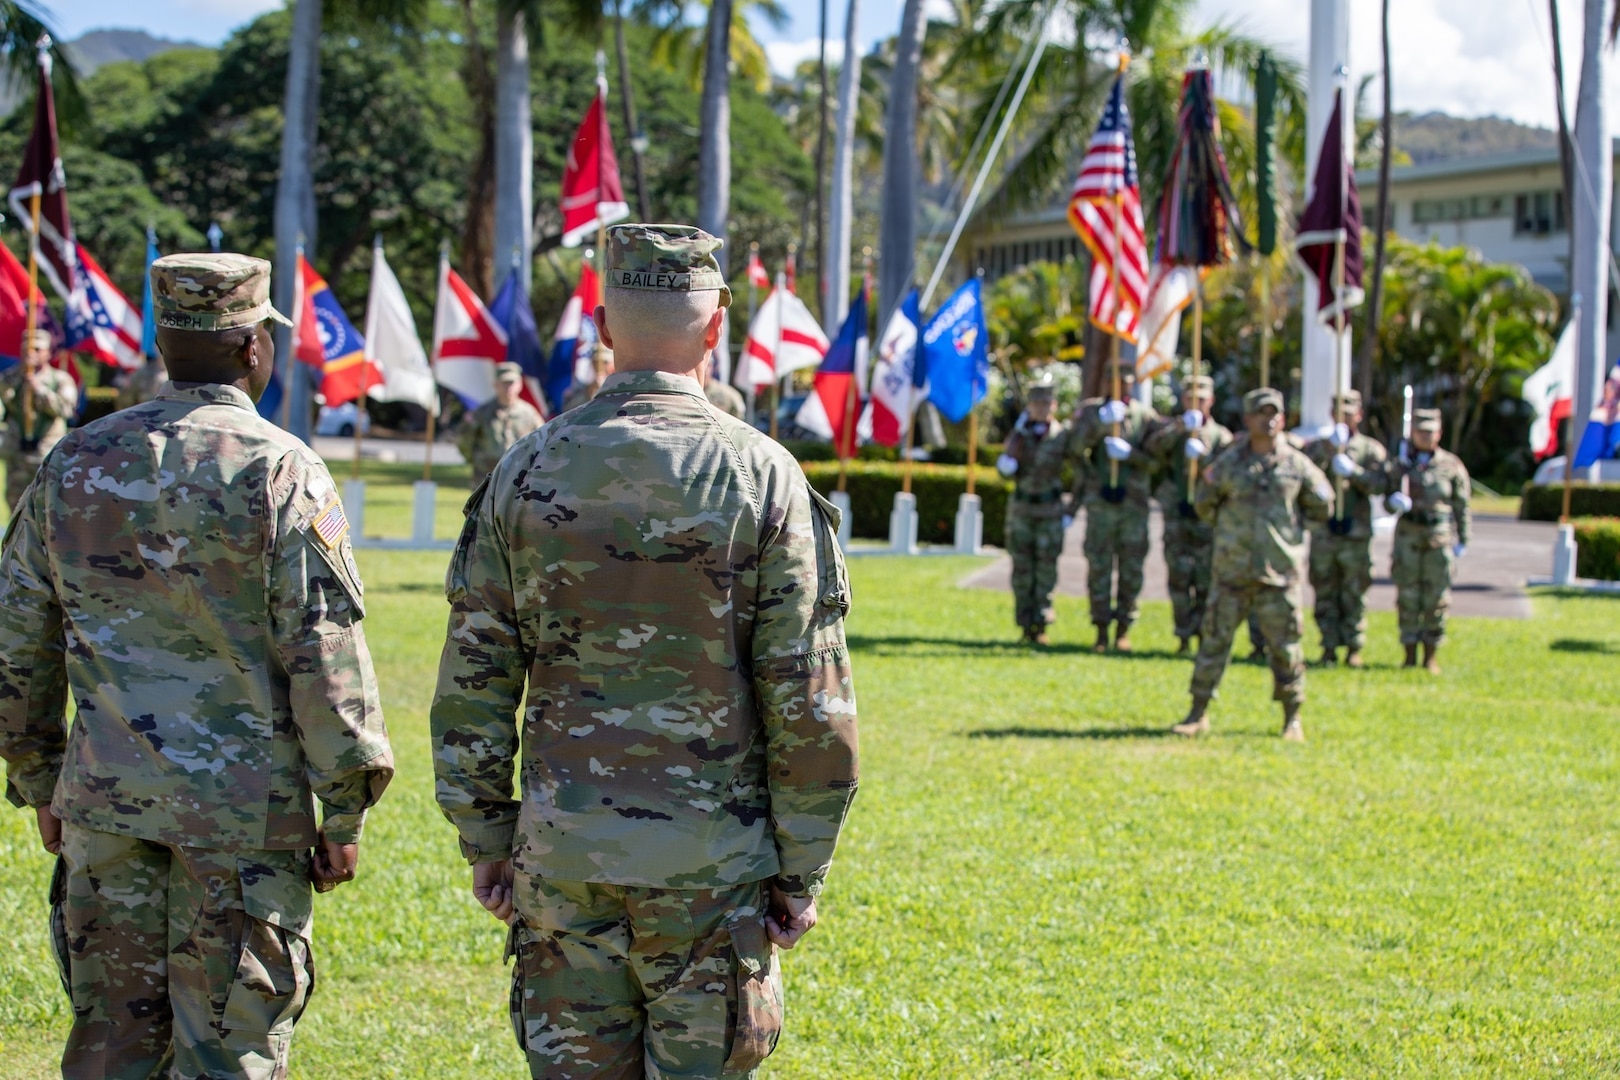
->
[594, 305, 614, 350]
[703, 309, 724, 351]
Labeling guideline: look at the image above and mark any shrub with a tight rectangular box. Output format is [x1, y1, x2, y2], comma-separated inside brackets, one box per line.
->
[1574, 517, 1620, 581]
[1520, 483, 1620, 521]
[801, 461, 1014, 547]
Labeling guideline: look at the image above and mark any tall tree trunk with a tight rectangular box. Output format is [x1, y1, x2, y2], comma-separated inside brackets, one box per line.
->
[274, 0, 321, 442]
[1357, 0, 1392, 410]
[824, 0, 861, 331]
[697, 0, 733, 248]
[878, 0, 926, 325]
[461, 0, 497, 297]
[1551, 0, 1577, 289]
[613, 0, 652, 221]
[1572, 0, 1611, 459]
[812, 0, 828, 321]
[494, 8, 532, 295]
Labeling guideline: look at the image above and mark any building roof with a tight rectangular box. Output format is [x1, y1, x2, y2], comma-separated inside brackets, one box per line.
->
[1353, 140, 1620, 187]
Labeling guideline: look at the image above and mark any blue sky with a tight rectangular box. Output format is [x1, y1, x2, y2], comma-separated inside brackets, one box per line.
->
[48, 0, 1600, 129]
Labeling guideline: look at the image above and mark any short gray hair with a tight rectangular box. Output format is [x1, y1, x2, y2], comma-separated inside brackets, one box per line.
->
[601, 286, 718, 347]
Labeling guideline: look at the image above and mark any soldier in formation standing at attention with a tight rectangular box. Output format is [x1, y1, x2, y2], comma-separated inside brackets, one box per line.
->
[1172, 387, 1334, 741]
[1304, 389, 1388, 668]
[455, 361, 545, 480]
[1068, 358, 1159, 653]
[997, 375, 1070, 645]
[1145, 375, 1231, 655]
[1385, 408, 1471, 673]
[0, 253, 394, 1078]
[431, 224, 859, 1079]
[0, 328, 77, 513]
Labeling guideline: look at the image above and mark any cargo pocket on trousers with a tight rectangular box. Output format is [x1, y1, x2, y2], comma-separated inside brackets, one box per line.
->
[722, 916, 784, 1073]
[48, 855, 70, 998]
[221, 867, 315, 1036]
[505, 921, 532, 1051]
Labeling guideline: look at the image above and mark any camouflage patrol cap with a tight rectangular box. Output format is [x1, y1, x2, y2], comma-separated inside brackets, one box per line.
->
[1244, 386, 1284, 414]
[1412, 407, 1442, 433]
[605, 224, 733, 308]
[1184, 375, 1214, 397]
[22, 328, 52, 351]
[1333, 388, 1363, 412]
[1027, 373, 1055, 402]
[494, 361, 522, 384]
[151, 253, 294, 332]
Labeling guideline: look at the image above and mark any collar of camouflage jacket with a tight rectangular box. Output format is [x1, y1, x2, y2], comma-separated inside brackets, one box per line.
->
[156, 382, 258, 411]
[595, 370, 708, 400]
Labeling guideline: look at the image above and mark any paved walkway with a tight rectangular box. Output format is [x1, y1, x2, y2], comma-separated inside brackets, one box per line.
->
[960, 511, 1555, 620]
[312, 435, 464, 467]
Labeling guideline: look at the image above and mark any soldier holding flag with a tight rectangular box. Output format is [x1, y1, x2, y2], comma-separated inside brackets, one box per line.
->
[998, 375, 1070, 645]
[0, 329, 75, 511]
[1304, 389, 1387, 667]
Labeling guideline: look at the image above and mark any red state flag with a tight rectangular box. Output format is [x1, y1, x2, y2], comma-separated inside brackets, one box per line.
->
[560, 77, 630, 248]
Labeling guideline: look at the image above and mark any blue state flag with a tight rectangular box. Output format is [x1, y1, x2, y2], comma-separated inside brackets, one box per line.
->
[1573, 359, 1620, 467]
[141, 229, 159, 358]
[489, 269, 546, 411]
[923, 278, 989, 424]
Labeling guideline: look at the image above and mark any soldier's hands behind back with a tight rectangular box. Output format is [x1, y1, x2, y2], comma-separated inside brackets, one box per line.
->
[473, 859, 516, 924]
[35, 804, 61, 855]
[766, 884, 817, 950]
[311, 833, 360, 893]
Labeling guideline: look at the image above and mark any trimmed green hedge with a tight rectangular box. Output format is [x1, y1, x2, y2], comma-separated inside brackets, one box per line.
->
[1574, 517, 1620, 580]
[1520, 483, 1620, 521]
[802, 461, 1014, 547]
[783, 441, 1000, 467]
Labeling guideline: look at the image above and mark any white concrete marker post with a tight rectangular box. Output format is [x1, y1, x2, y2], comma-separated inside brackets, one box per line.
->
[830, 490, 852, 550]
[889, 491, 919, 555]
[412, 480, 438, 546]
[1552, 523, 1579, 585]
[341, 479, 367, 541]
[954, 493, 982, 554]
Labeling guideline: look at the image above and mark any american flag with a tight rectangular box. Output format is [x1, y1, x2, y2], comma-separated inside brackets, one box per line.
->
[1068, 75, 1148, 340]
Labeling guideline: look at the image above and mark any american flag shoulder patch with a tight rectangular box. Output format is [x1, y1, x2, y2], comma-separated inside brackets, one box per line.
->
[311, 498, 349, 549]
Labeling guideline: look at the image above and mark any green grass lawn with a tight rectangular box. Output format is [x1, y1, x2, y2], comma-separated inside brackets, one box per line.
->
[1, 488, 1617, 1076]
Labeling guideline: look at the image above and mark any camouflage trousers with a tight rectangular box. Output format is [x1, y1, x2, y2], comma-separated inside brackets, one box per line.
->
[53, 822, 315, 1080]
[1082, 501, 1150, 628]
[508, 874, 782, 1079]
[1392, 525, 1454, 645]
[4, 449, 44, 516]
[1308, 531, 1375, 651]
[1006, 509, 1065, 630]
[1161, 513, 1214, 641]
[1190, 580, 1307, 708]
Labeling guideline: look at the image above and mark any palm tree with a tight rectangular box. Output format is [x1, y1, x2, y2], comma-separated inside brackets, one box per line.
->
[274, 0, 323, 441]
[641, 0, 788, 93]
[611, 0, 652, 220]
[824, 0, 863, 329]
[0, 2, 80, 119]
[493, 7, 533, 295]
[1571, 0, 1610, 438]
[696, 0, 733, 247]
[877, 0, 928, 323]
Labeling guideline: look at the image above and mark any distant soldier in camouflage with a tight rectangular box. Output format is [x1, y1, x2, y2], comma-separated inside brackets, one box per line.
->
[118, 352, 169, 410]
[1, 328, 77, 512]
[562, 344, 616, 411]
[455, 361, 545, 479]
[702, 351, 750, 418]
[432, 224, 859, 1079]
[0, 253, 394, 1079]
[1305, 388, 1390, 667]
[1145, 375, 1232, 653]
[1067, 359, 1159, 652]
[997, 375, 1070, 644]
[1172, 388, 1334, 741]
[1385, 408, 1471, 673]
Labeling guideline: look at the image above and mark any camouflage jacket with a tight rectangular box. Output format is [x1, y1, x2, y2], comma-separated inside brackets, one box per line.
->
[1003, 416, 1070, 519]
[1197, 435, 1335, 587]
[0, 384, 393, 849]
[1145, 412, 1234, 510]
[1066, 397, 1159, 508]
[431, 369, 859, 897]
[0, 364, 77, 456]
[1388, 447, 1471, 546]
[456, 398, 546, 477]
[1305, 431, 1389, 539]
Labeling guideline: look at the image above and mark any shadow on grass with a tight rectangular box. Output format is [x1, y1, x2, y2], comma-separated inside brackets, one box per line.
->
[846, 635, 1094, 657]
[370, 582, 444, 594]
[967, 725, 1175, 740]
[1550, 637, 1620, 654]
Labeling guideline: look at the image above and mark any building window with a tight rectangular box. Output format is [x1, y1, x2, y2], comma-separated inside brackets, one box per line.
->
[1411, 194, 1510, 224]
[1513, 191, 1566, 236]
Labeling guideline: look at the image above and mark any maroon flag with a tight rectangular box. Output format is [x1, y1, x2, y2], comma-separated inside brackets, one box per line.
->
[8, 38, 74, 301]
[1296, 88, 1364, 324]
[559, 75, 630, 248]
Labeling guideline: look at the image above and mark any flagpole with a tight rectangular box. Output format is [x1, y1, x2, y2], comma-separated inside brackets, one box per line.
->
[425, 241, 448, 480]
[745, 242, 759, 420]
[837, 263, 869, 493]
[1258, 258, 1272, 388]
[21, 191, 41, 444]
[280, 234, 304, 433]
[901, 402, 916, 494]
[1332, 229, 1348, 523]
[770, 272, 785, 441]
[1185, 275, 1202, 504]
[1108, 193, 1123, 490]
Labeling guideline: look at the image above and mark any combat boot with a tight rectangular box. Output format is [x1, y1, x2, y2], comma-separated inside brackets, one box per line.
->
[1031, 626, 1050, 647]
[1423, 642, 1441, 675]
[1319, 646, 1338, 666]
[1402, 643, 1418, 668]
[1176, 636, 1191, 656]
[1171, 696, 1211, 737]
[1344, 650, 1365, 669]
[1281, 705, 1304, 742]
[1113, 621, 1133, 653]
[1092, 624, 1110, 654]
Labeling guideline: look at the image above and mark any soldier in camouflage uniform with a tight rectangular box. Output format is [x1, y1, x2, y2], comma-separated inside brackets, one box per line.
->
[1145, 375, 1232, 653]
[997, 376, 1070, 644]
[1172, 388, 1334, 741]
[431, 224, 859, 1080]
[1304, 389, 1390, 667]
[0, 253, 394, 1080]
[455, 361, 545, 479]
[1067, 359, 1159, 652]
[1, 328, 77, 513]
[1385, 408, 1471, 673]
[703, 351, 750, 418]
[117, 353, 169, 410]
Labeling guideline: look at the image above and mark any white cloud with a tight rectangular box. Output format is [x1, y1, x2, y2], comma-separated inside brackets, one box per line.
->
[767, 38, 847, 79]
